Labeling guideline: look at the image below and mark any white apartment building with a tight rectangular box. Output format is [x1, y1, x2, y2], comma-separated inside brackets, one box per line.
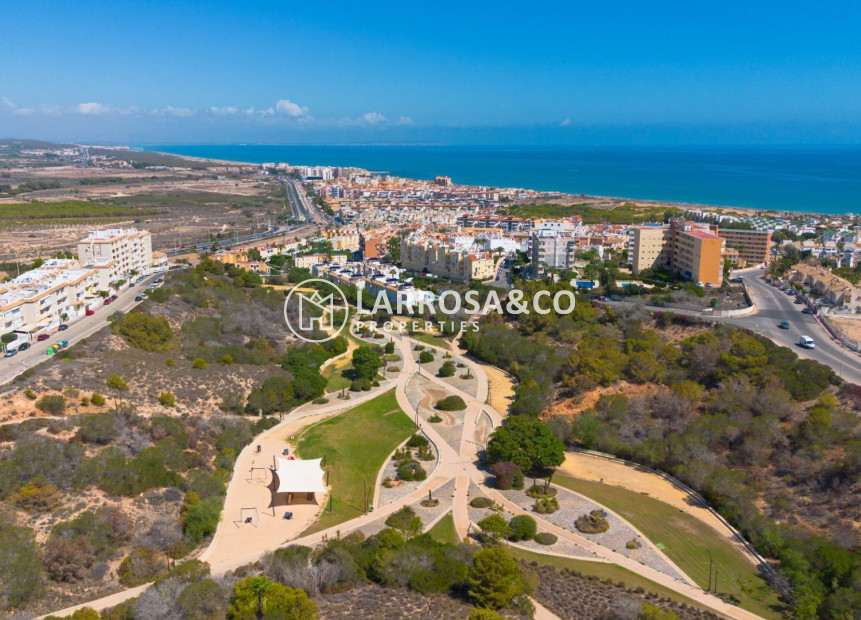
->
[77, 228, 154, 288]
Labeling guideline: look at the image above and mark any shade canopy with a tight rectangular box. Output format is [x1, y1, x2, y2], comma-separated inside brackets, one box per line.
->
[274, 457, 326, 494]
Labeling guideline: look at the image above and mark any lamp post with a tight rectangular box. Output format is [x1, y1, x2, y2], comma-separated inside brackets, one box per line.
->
[706, 550, 713, 593]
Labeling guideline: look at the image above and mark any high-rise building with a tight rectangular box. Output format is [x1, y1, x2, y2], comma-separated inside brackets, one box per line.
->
[76, 228, 154, 286]
[713, 227, 772, 266]
[628, 221, 725, 286]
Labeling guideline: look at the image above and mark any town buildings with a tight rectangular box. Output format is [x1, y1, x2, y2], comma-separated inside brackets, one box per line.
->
[628, 221, 725, 286]
[401, 239, 495, 282]
[713, 227, 772, 266]
[76, 228, 155, 288]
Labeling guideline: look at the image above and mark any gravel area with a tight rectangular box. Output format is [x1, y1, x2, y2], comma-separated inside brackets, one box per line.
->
[406, 375, 464, 452]
[494, 479, 684, 580]
[378, 431, 439, 506]
[410, 345, 479, 397]
[359, 478, 456, 540]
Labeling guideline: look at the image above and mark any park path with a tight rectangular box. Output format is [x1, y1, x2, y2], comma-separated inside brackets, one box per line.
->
[42, 321, 766, 620]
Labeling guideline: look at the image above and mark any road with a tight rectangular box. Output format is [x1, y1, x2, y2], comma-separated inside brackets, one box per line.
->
[282, 178, 331, 225]
[0, 274, 160, 386]
[722, 269, 861, 386]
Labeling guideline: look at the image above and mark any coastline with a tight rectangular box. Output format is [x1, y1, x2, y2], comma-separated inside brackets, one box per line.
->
[142, 146, 823, 219]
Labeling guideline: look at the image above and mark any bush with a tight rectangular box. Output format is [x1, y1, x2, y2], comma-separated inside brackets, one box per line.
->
[470, 496, 494, 509]
[438, 362, 456, 378]
[436, 395, 466, 411]
[350, 377, 372, 392]
[397, 459, 427, 481]
[43, 536, 94, 582]
[385, 506, 422, 537]
[158, 392, 176, 407]
[90, 392, 106, 406]
[575, 510, 610, 534]
[221, 354, 234, 365]
[534, 532, 557, 546]
[228, 576, 316, 620]
[526, 484, 557, 498]
[182, 494, 223, 545]
[467, 547, 524, 609]
[80, 396, 90, 406]
[418, 350, 434, 364]
[627, 538, 642, 550]
[75, 413, 116, 444]
[492, 461, 524, 491]
[428, 414, 443, 423]
[117, 547, 168, 586]
[107, 374, 129, 391]
[14, 476, 61, 512]
[24, 388, 37, 400]
[507, 515, 537, 541]
[477, 513, 509, 540]
[192, 357, 208, 370]
[534, 497, 559, 514]
[112, 312, 173, 352]
[406, 433, 429, 448]
[166, 357, 177, 367]
[35, 394, 66, 415]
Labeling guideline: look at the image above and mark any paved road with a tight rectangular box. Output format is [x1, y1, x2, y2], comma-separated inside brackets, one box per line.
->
[722, 269, 861, 386]
[282, 179, 330, 225]
[0, 274, 160, 386]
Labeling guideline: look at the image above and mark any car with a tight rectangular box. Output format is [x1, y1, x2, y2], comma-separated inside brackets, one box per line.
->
[801, 307, 813, 314]
[86, 309, 95, 316]
[778, 320, 790, 329]
[57, 340, 69, 349]
[794, 298, 804, 304]
[799, 335, 815, 349]
[103, 299, 112, 306]
[110, 295, 118, 301]
[18, 342, 30, 351]
[4, 348, 17, 357]
[134, 295, 143, 301]
[129, 282, 135, 287]
[37, 334, 50, 341]
[58, 323, 69, 331]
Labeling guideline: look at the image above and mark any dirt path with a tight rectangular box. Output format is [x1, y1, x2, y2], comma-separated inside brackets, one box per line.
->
[482, 364, 514, 415]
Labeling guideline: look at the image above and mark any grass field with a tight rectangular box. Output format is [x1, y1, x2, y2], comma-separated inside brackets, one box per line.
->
[507, 547, 714, 613]
[554, 474, 784, 618]
[426, 511, 459, 545]
[297, 389, 415, 535]
[323, 359, 356, 393]
[409, 331, 451, 349]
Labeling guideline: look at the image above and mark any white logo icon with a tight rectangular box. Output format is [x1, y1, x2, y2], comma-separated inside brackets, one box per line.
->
[283, 279, 348, 343]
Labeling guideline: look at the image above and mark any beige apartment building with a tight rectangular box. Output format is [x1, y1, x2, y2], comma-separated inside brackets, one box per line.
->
[628, 221, 725, 286]
[402, 240, 495, 282]
[713, 227, 772, 266]
[77, 228, 154, 287]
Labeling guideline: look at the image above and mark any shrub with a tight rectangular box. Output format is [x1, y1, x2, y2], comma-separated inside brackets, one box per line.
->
[14, 476, 61, 512]
[526, 484, 557, 498]
[385, 506, 422, 537]
[477, 513, 509, 540]
[118, 547, 168, 586]
[350, 377, 371, 391]
[492, 461, 524, 491]
[166, 357, 177, 367]
[182, 495, 223, 545]
[313, 397, 329, 405]
[35, 394, 66, 415]
[507, 515, 537, 541]
[90, 392, 106, 406]
[436, 395, 466, 411]
[228, 576, 316, 620]
[43, 536, 94, 583]
[192, 357, 208, 370]
[534, 532, 557, 546]
[428, 414, 443, 422]
[627, 538, 642, 550]
[438, 362, 456, 378]
[0, 523, 45, 607]
[80, 396, 90, 406]
[470, 496, 494, 509]
[24, 388, 37, 400]
[107, 374, 129, 391]
[418, 350, 434, 364]
[467, 547, 524, 609]
[384, 341, 395, 354]
[406, 433, 429, 448]
[397, 459, 427, 481]
[221, 354, 234, 365]
[159, 392, 176, 407]
[575, 510, 610, 534]
[112, 312, 173, 352]
[534, 497, 559, 514]
[75, 413, 116, 444]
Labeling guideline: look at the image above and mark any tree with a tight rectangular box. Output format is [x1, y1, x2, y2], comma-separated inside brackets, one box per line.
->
[352, 345, 382, 382]
[384, 341, 395, 354]
[118, 547, 168, 586]
[228, 576, 316, 620]
[486, 416, 565, 472]
[177, 578, 226, 620]
[467, 547, 524, 609]
[112, 312, 173, 351]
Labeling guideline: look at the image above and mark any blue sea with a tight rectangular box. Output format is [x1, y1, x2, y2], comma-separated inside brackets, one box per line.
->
[147, 144, 861, 215]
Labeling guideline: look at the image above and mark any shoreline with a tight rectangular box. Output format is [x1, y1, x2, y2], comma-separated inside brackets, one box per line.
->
[139, 145, 848, 219]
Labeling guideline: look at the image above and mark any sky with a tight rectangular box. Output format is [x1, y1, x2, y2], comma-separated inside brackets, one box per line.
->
[2, 0, 861, 145]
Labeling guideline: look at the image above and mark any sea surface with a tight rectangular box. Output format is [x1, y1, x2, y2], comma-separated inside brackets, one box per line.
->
[147, 144, 861, 215]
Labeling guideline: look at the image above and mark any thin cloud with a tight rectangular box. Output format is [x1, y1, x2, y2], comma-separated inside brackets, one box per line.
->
[396, 115, 414, 126]
[75, 102, 111, 115]
[275, 99, 309, 117]
[561, 118, 572, 126]
[151, 105, 196, 117]
[209, 106, 238, 115]
[361, 111, 388, 125]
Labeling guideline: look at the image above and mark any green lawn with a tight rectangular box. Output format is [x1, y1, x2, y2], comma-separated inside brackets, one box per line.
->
[554, 474, 785, 619]
[426, 511, 459, 545]
[297, 389, 415, 535]
[409, 331, 450, 349]
[507, 546, 714, 612]
[323, 360, 357, 393]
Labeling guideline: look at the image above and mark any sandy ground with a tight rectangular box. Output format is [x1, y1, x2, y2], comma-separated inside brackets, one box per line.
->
[482, 364, 514, 415]
[547, 381, 657, 419]
[829, 316, 861, 342]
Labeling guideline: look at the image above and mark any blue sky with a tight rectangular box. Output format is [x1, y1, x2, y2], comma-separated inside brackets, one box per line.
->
[2, 0, 861, 144]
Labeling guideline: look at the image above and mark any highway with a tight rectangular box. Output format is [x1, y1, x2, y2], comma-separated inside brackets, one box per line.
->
[0, 274, 160, 386]
[282, 178, 330, 225]
[720, 269, 861, 386]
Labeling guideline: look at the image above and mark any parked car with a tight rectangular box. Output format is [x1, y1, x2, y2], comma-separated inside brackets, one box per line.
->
[18, 342, 30, 351]
[37, 334, 50, 341]
[85, 309, 95, 316]
[58, 323, 69, 331]
[134, 295, 143, 302]
[778, 320, 790, 329]
[129, 282, 135, 287]
[801, 308, 813, 314]
[4, 348, 17, 357]
[103, 299, 112, 306]
[794, 298, 804, 305]
[110, 295, 118, 301]
[57, 340, 69, 349]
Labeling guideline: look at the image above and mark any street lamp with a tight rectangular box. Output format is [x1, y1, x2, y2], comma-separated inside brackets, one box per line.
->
[706, 550, 713, 593]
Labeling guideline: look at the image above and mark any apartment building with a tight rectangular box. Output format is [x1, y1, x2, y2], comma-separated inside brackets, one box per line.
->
[530, 229, 577, 272]
[77, 228, 154, 287]
[402, 240, 495, 282]
[628, 221, 725, 286]
[713, 227, 772, 266]
[0, 259, 99, 336]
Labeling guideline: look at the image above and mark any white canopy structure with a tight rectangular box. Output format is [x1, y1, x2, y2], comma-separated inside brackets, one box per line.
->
[274, 458, 326, 494]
